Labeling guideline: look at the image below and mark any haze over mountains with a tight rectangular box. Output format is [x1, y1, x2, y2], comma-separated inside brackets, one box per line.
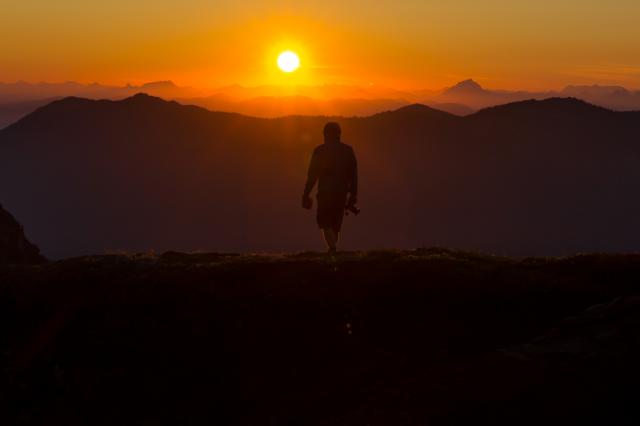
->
[433, 79, 640, 111]
[1, 93, 640, 258]
[2, 79, 640, 129]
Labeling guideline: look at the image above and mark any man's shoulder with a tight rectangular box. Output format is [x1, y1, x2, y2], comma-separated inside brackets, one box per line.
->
[313, 144, 326, 153]
[314, 143, 354, 154]
[339, 142, 355, 154]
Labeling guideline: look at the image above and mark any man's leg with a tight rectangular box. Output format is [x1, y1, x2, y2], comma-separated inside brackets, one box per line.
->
[322, 228, 339, 253]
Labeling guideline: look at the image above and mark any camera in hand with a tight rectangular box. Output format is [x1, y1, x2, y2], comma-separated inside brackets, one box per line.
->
[345, 204, 360, 216]
[302, 196, 313, 210]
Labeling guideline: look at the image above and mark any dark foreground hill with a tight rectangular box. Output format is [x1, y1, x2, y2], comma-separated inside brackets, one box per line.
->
[0, 204, 45, 265]
[1, 249, 640, 425]
[2, 95, 640, 257]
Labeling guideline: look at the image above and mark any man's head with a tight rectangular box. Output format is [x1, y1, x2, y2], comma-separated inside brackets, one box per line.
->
[323, 122, 341, 144]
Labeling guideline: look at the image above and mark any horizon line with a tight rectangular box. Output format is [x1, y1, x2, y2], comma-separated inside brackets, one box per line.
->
[2, 78, 639, 94]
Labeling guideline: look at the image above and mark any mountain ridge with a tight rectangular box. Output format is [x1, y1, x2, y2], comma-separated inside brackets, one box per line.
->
[3, 78, 640, 130]
[2, 93, 639, 258]
[443, 78, 485, 94]
[1, 93, 612, 134]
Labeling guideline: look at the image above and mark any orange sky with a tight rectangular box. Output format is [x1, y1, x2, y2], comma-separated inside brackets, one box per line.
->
[2, 1, 640, 90]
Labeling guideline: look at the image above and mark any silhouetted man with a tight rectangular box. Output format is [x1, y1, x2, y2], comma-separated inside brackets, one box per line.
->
[302, 122, 358, 253]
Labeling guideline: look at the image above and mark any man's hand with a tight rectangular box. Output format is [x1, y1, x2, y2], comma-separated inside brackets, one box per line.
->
[302, 194, 313, 210]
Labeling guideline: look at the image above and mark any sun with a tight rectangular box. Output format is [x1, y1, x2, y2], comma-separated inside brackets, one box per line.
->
[277, 51, 300, 73]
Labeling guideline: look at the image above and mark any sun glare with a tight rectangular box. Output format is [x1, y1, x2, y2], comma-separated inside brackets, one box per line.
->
[277, 51, 300, 73]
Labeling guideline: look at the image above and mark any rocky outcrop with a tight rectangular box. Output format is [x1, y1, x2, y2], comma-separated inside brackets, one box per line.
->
[0, 203, 45, 264]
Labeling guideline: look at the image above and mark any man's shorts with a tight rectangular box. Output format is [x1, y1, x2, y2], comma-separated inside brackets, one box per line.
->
[316, 192, 348, 233]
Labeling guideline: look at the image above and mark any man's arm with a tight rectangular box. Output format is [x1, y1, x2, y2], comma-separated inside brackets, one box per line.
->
[303, 148, 320, 198]
[348, 147, 358, 201]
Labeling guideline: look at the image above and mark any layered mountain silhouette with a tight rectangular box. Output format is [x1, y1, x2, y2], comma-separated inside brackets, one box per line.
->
[0, 80, 205, 128]
[429, 79, 539, 109]
[1, 94, 639, 258]
[2, 79, 640, 129]
[431, 79, 640, 111]
[0, 203, 45, 264]
[443, 79, 485, 95]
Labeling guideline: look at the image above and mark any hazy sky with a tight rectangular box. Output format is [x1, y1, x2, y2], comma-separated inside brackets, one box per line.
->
[2, 0, 640, 90]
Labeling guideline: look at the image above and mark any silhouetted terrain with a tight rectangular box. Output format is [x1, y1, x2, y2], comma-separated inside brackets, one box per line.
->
[1, 94, 639, 257]
[0, 99, 62, 130]
[3, 79, 640, 129]
[0, 204, 45, 265]
[0, 80, 206, 103]
[0, 81, 418, 125]
[1, 249, 640, 425]
[426, 79, 640, 111]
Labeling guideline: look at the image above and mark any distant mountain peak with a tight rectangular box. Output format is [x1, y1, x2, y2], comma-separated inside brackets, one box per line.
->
[395, 103, 442, 113]
[126, 92, 168, 103]
[562, 84, 630, 96]
[130, 92, 155, 99]
[445, 79, 484, 94]
[378, 103, 456, 120]
[140, 80, 178, 89]
[529, 97, 607, 110]
[472, 97, 611, 117]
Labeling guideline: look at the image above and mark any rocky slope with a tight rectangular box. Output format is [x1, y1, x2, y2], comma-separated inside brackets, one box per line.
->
[0, 204, 45, 264]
